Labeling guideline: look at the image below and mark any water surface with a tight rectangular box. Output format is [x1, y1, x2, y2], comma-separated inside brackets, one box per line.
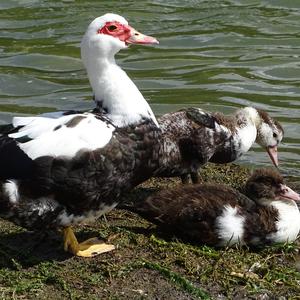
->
[1, 0, 300, 176]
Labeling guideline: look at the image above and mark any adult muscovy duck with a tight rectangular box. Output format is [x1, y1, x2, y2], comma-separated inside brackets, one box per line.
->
[125, 168, 300, 247]
[154, 106, 283, 184]
[0, 13, 160, 257]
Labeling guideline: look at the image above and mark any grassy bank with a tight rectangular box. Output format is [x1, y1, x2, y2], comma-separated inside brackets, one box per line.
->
[0, 164, 299, 299]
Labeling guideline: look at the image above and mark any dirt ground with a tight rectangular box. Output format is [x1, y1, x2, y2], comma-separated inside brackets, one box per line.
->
[0, 164, 299, 299]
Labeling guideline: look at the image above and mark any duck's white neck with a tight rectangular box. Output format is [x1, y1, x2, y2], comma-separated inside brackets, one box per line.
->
[84, 55, 158, 128]
[234, 107, 261, 155]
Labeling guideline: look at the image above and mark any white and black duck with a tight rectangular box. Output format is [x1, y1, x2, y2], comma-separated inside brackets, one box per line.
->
[0, 13, 160, 257]
[126, 168, 300, 247]
[155, 106, 283, 184]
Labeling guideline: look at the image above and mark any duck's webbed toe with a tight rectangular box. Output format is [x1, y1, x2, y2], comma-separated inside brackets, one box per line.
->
[63, 227, 115, 258]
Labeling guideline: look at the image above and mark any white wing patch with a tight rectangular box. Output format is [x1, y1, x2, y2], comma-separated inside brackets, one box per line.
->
[10, 114, 115, 160]
[12, 114, 77, 139]
[3, 180, 19, 204]
[215, 205, 245, 246]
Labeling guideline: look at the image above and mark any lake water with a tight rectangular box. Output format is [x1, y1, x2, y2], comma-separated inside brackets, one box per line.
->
[0, 0, 300, 177]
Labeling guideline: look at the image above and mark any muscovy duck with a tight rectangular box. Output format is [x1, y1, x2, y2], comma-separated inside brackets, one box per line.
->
[0, 13, 160, 257]
[154, 106, 283, 183]
[126, 168, 300, 247]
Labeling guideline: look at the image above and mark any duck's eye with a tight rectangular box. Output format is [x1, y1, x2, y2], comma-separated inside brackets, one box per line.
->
[107, 25, 117, 31]
[273, 132, 278, 138]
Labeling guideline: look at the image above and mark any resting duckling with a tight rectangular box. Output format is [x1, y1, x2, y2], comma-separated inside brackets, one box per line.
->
[155, 107, 283, 184]
[127, 168, 300, 247]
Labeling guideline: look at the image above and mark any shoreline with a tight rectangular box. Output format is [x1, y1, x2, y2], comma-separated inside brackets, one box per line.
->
[0, 163, 299, 299]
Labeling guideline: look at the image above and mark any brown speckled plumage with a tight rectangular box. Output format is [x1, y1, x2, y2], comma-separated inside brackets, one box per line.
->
[211, 112, 237, 133]
[257, 109, 284, 135]
[244, 168, 283, 201]
[155, 107, 283, 183]
[126, 168, 298, 247]
[155, 108, 230, 183]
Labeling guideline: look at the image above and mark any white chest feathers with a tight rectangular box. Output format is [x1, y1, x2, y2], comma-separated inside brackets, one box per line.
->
[235, 124, 257, 156]
[215, 205, 245, 246]
[268, 201, 300, 243]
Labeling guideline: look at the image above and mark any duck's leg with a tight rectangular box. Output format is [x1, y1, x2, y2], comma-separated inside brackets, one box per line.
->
[180, 174, 190, 184]
[190, 172, 200, 184]
[63, 227, 115, 257]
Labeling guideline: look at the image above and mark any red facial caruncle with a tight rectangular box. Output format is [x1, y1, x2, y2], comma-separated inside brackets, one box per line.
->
[98, 21, 131, 43]
[98, 21, 159, 45]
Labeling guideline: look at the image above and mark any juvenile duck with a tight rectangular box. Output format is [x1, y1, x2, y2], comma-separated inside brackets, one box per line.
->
[127, 168, 300, 247]
[155, 107, 283, 184]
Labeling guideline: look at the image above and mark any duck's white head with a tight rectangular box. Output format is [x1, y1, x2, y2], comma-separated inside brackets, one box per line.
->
[255, 109, 283, 168]
[81, 13, 158, 61]
[238, 107, 283, 167]
[80, 13, 159, 128]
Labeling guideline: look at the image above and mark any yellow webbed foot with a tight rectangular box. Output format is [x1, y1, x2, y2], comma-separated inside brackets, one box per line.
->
[63, 227, 115, 257]
[77, 237, 115, 257]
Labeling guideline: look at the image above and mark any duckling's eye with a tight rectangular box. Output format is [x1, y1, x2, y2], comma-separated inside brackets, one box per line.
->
[273, 132, 278, 138]
[108, 25, 117, 31]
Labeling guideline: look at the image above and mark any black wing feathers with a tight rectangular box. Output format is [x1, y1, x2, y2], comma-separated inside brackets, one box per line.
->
[185, 107, 217, 129]
[0, 136, 34, 180]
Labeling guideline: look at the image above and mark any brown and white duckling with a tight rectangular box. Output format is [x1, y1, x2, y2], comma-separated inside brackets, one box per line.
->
[128, 168, 300, 247]
[155, 107, 283, 184]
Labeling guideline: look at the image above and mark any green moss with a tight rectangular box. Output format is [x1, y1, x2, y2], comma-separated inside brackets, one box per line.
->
[143, 260, 211, 299]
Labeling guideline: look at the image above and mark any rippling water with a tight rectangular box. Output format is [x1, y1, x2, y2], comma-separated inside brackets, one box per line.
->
[1, 0, 300, 176]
